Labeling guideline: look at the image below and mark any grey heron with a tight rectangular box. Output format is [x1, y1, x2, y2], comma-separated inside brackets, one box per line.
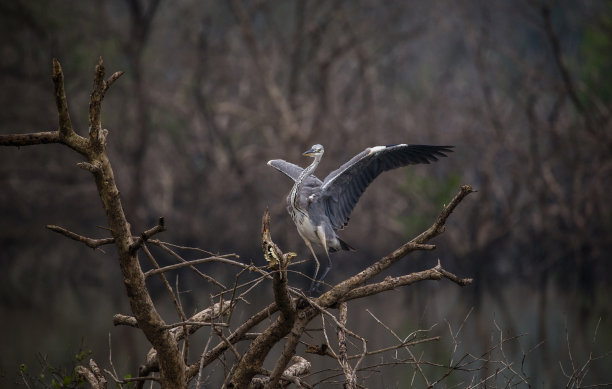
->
[268, 143, 453, 291]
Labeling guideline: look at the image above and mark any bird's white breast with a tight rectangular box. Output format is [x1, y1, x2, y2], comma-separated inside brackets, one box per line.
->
[296, 215, 320, 246]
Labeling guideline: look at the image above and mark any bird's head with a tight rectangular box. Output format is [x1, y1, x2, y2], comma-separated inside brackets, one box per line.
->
[303, 144, 324, 158]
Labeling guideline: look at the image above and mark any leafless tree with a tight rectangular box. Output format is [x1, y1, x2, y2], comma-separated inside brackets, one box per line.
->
[0, 58, 475, 388]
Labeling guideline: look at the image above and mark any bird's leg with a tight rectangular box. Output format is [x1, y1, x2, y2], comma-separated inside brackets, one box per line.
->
[308, 227, 333, 293]
[303, 239, 321, 292]
[316, 250, 333, 284]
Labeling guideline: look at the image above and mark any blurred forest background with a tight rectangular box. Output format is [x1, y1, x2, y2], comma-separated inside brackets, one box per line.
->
[1, 0, 611, 387]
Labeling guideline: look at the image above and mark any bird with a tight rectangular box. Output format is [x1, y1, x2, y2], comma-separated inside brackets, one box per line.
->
[268, 143, 453, 292]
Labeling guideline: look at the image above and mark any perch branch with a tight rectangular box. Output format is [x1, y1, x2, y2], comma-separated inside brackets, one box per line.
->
[319, 185, 474, 306]
[341, 261, 472, 301]
[231, 185, 474, 387]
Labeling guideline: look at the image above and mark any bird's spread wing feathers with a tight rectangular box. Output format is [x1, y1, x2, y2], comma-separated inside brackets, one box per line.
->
[319, 144, 453, 230]
[267, 159, 323, 185]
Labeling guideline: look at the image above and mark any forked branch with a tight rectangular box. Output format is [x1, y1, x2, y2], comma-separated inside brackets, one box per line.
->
[0, 58, 185, 388]
[229, 185, 474, 387]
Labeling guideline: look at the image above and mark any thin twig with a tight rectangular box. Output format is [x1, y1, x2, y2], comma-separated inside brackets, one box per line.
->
[129, 217, 167, 252]
[347, 337, 440, 360]
[366, 309, 431, 386]
[46, 225, 114, 250]
[142, 244, 188, 326]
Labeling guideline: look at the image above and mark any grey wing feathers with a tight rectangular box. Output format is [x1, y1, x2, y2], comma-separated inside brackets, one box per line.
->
[267, 159, 323, 185]
[320, 144, 453, 230]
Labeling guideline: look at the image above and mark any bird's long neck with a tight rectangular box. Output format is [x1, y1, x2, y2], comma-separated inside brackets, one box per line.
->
[290, 155, 321, 213]
[297, 155, 321, 186]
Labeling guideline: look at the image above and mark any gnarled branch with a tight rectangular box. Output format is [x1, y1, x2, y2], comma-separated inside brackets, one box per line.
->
[229, 185, 474, 387]
[1, 58, 185, 388]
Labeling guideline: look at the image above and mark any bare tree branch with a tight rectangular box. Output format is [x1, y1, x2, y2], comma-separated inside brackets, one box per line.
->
[229, 185, 474, 387]
[1, 54, 486, 388]
[186, 302, 280, 380]
[262, 209, 295, 318]
[250, 356, 312, 388]
[1, 58, 187, 388]
[0, 131, 60, 146]
[319, 185, 474, 306]
[342, 261, 472, 301]
[46, 225, 115, 250]
[52, 58, 75, 141]
[337, 302, 357, 388]
[75, 359, 107, 389]
[129, 217, 166, 252]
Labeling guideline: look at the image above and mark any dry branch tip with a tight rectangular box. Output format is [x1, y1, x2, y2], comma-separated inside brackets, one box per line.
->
[52, 58, 62, 78]
[77, 161, 101, 174]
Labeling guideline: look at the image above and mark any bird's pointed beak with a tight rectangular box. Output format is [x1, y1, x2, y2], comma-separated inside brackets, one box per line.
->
[303, 146, 317, 156]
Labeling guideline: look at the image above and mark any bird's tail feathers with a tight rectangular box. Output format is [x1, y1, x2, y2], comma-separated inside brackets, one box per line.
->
[337, 237, 356, 252]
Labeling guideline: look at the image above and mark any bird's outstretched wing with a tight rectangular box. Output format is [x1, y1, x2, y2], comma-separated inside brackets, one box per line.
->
[267, 159, 323, 185]
[319, 144, 453, 230]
